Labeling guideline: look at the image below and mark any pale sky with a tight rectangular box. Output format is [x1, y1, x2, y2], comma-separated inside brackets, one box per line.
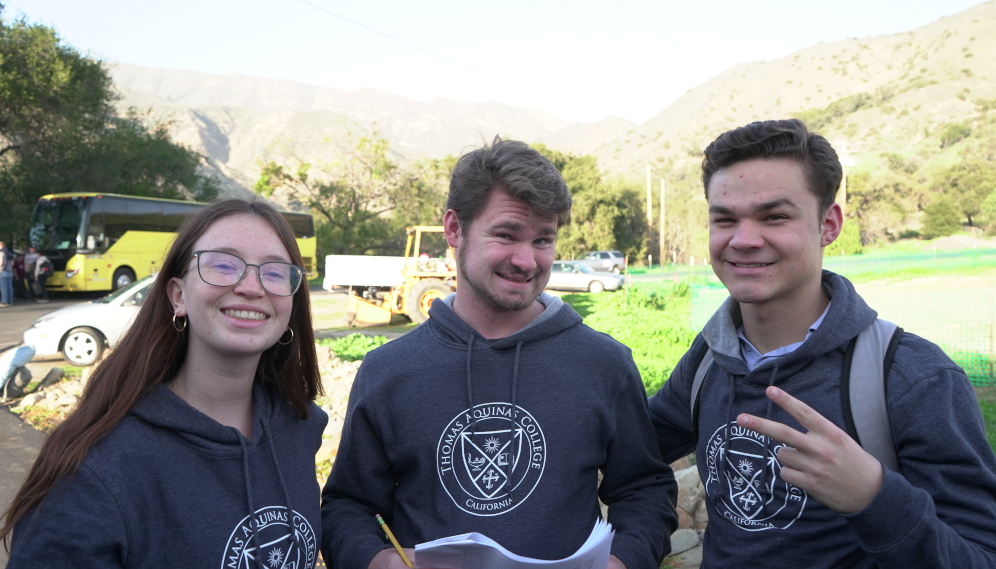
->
[6, 0, 988, 124]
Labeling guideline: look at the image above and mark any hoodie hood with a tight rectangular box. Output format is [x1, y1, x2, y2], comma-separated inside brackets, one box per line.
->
[429, 292, 583, 349]
[702, 270, 877, 382]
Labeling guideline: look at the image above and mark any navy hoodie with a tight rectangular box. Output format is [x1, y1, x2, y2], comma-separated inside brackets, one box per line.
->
[322, 295, 678, 569]
[9, 382, 328, 568]
[649, 271, 996, 568]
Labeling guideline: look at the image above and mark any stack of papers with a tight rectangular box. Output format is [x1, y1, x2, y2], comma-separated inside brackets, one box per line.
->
[413, 519, 613, 569]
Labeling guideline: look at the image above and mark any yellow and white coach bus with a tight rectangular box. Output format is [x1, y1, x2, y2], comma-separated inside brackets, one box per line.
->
[29, 193, 316, 293]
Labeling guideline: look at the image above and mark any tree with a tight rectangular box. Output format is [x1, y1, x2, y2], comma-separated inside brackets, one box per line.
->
[824, 219, 864, 256]
[255, 130, 448, 257]
[930, 160, 996, 228]
[921, 197, 962, 239]
[0, 14, 217, 245]
[530, 144, 645, 261]
[980, 190, 996, 235]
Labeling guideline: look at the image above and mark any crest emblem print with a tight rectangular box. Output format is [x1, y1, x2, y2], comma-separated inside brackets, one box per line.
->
[704, 422, 808, 532]
[437, 403, 546, 516]
[220, 506, 316, 569]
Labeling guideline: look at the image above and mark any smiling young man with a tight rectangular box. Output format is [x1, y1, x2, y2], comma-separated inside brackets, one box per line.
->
[322, 138, 677, 569]
[649, 119, 996, 568]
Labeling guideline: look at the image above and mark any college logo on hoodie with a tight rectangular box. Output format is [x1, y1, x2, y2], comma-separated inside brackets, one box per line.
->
[436, 402, 546, 516]
[221, 505, 317, 569]
[704, 422, 808, 531]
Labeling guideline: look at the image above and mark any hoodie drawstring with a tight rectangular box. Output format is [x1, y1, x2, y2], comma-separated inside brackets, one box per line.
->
[504, 341, 523, 505]
[237, 431, 265, 569]
[263, 420, 303, 555]
[757, 364, 779, 515]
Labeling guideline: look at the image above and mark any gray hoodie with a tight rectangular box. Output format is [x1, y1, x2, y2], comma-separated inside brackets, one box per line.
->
[322, 296, 678, 569]
[649, 271, 996, 568]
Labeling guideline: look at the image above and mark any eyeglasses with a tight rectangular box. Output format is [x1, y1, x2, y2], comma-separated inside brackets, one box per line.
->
[193, 251, 304, 297]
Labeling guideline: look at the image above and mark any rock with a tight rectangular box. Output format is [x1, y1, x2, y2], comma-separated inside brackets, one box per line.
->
[80, 366, 92, 386]
[19, 393, 44, 407]
[44, 391, 59, 401]
[669, 456, 691, 472]
[693, 521, 709, 531]
[677, 507, 693, 529]
[678, 485, 702, 513]
[64, 382, 82, 397]
[669, 529, 699, 556]
[54, 394, 78, 408]
[40, 368, 65, 389]
[324, 417, 344, 440]
[669, 544, 703, 568]
[693, 499, 709, 524]
[674, 465, 701, 492]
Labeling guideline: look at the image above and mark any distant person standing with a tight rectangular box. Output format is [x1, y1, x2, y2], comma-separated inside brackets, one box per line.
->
[13, 253, 27, 299]
[24, 245, 39, 300]
[0, 240, 13, 307]
[33, 253, 52, 303]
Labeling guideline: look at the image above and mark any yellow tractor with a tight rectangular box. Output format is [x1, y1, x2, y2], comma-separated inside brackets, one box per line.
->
[346, 226, 457, 326]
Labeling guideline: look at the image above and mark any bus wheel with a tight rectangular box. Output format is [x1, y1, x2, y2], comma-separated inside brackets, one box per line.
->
[112, 267, 136, 291]
[62, 327, 105, 366]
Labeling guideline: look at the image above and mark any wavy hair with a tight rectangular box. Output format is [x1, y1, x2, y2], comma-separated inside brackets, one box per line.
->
[1, 197, 322, 550]
[701, 118, 842, 216]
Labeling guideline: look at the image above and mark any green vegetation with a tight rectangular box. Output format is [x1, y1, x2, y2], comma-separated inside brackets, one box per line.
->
[531, 144, 648, 262]
[922, 197, 964, 238]
[563, 285, 696, 395]
[255, 132, 450, 259]
[0, 12, 218, 244]
[317, 334, 390, 361]
[980, 398, 996, 453]
[824, 221, 864, 256]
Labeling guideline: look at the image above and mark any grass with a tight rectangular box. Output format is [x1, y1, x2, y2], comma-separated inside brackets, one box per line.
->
[317, 334, 390, 361]
[564, 283, 696, 395]
[981, 400, 996, 453]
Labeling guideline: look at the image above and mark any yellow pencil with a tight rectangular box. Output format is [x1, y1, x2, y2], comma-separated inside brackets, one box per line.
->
[375, 513, 414, 568]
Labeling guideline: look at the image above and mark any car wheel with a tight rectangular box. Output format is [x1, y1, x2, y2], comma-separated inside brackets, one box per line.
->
[611, 265, 622, 274]
[112, 267, 136, 291]
[588, 280, 605, 294]
[62, 327, 106, 366]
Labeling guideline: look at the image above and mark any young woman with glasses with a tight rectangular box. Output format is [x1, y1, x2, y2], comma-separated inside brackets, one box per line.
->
[2, 199, 327, 568]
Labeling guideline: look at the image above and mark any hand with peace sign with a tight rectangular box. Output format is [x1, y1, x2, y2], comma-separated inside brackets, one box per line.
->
[736, 386, 884, 514]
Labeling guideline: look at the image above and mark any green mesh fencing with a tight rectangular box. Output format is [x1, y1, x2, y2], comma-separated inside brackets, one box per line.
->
[691, 284, 996, 386]
[823, 248, 996, 276]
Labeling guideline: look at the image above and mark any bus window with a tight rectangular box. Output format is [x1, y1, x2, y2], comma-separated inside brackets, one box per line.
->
[127, 200, 164, 231]
[102, 198, 130, 246]
[283, 214, 314, 239]
[29, 199, 86, 250]
[163, 202, 200, 231]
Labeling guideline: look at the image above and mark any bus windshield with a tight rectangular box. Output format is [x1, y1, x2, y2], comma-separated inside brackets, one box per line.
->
[29, 198, 87, 250]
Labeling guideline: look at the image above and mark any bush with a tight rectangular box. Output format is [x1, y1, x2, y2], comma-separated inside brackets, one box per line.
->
[317, 334, 389, 361]
[940, 123, 971, 148]
[922, 198, 963, 238]
[563, 285, 696, 395]
[825, 220, 864, 256]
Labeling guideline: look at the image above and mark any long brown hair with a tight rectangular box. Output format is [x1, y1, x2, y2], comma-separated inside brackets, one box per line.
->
[1, 197, 322, 550]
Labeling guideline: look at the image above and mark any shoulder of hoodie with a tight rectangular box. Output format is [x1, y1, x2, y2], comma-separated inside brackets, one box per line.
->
[887, 330, 968, 399]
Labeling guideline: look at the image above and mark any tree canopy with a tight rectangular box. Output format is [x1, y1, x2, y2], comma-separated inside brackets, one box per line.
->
[0, 13, 217, 245]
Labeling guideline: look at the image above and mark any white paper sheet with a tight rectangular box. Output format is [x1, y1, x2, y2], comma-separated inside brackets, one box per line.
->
[413, 519, 613, 569]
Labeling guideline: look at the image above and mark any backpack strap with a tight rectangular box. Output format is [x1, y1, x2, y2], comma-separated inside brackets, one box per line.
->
[841, 319, 903, 472]
[690, 348, 714, 441]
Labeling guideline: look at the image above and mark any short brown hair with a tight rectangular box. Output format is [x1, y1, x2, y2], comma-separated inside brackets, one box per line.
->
[701, 119, 842, 214]
[448, 137, 572, 229]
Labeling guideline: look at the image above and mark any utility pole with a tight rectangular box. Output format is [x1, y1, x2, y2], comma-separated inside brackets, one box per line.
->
[646, 165, 653, 268]
[659, 178, 665, 267]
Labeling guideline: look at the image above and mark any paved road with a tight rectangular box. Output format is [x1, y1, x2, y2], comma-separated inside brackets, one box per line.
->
[0, 295, 101, 348]
[0, 408, 46, 568]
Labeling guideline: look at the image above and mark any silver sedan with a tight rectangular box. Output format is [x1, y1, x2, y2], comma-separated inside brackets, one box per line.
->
[546, 261, 625, 293]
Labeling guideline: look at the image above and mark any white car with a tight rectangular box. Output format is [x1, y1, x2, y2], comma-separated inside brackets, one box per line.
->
[546, 261, 625, 293]
[23, 275, 156, 366]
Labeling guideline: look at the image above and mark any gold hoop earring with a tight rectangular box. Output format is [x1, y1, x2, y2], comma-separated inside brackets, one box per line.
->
[172, 314, 187, 332]
[277, 328, 294, 345]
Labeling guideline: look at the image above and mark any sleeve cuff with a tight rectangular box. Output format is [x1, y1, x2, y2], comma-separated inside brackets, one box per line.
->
[843, 466, 932, 553]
